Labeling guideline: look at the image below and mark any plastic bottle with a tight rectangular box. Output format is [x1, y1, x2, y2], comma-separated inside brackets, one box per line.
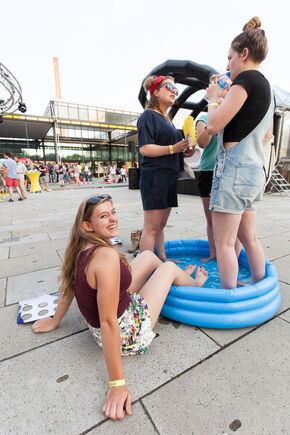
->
[217, 72, 231, 89]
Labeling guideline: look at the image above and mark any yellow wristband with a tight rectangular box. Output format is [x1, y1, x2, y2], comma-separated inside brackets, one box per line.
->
[109, 379, 126, 388]
[169, 145, 174, 154]
[208, 102, 219, 109]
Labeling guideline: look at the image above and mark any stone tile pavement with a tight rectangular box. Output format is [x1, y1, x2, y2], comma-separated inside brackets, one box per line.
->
[0, 186, 289, 435]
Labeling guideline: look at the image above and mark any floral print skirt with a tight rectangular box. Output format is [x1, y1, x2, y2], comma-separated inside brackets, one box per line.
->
[87, 292, 156, 356]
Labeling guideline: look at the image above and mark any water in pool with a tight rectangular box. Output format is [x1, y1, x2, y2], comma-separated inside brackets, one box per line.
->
[167, 254, 252, 288]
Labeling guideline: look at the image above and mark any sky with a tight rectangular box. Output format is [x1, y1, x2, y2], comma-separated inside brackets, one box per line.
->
[1, 0, 290, 117]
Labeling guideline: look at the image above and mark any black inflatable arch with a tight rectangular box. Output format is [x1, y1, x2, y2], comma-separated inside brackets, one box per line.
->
[138, 59, 219, 120]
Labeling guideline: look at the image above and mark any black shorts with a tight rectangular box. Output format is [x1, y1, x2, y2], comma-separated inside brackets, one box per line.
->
[197, 170, 214, 197]
[140, 169, 178, 210]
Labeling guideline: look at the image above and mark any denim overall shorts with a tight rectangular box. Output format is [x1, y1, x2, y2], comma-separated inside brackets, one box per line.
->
[209, 96, 274, 215]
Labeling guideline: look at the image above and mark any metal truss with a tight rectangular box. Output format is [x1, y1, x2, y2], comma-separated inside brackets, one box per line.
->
[0, 63, 26, 117]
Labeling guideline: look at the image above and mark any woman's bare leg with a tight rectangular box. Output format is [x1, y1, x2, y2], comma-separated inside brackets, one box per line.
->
[235, 237, 242, 259]
[212, 211, 242, 289]
[237, 210, 265, 283]
[139, 262, 207, 328]
[154, 208, 171, 259]
[140, 209, 170, 257]
[200, 196, 216, 262]
[129, 251, 162, 293]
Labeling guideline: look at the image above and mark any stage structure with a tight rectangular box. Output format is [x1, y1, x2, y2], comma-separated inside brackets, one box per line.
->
[0, 63, 26, 121]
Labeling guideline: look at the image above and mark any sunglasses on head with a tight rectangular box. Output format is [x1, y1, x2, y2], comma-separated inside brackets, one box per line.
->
[85, 194, 112, 207]
[159, 82, 178, 96]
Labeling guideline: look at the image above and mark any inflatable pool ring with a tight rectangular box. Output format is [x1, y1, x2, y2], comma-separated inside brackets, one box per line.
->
[161, 239, 281, 329]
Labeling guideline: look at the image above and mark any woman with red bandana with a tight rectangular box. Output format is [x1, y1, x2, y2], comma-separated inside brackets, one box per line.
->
[137, 75, 193, 260]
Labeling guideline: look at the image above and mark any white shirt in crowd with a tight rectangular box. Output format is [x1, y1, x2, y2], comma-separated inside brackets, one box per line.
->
[16, 162, 27, 179]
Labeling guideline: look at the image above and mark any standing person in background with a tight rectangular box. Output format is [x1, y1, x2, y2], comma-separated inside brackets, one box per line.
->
[0, 162, 6, 195]
[196, 113, 218, 262]
[3, 152, 23, 202]
[24, 160, 30, 191]
[49, 163, 55, 183]
[196, 75, 232, 262]
[75, 162, 82, 185]
[44, 162, 50, 185]
[206, 17, 273, 289]
[14, 156, 27, 200]
[110, 165, 117, 183]
[84, 164, 89, 182]
[58, 162, 65, 188]
[120, 166, 127, 182]
[196, 111, 242, 265]
[64, 163, 69, 183]
[39, 161, 51, 192]
[54, 162, 59, 183]
[137, 75, 194, 260]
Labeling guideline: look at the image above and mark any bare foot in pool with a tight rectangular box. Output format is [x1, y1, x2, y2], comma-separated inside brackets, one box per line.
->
[237, 280, 248, 287]
[195, 266, 208, 287]
[200, 256, 216, 263]
[185, 264, 196, 276]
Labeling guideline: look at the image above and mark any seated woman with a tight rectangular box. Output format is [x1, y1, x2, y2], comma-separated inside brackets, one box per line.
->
[32, 194, 208, 420]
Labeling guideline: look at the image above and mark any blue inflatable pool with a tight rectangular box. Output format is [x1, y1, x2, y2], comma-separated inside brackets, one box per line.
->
[160, 239, 281, 329]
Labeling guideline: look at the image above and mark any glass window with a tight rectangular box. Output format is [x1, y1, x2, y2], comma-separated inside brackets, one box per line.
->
[57, 104, 69, 118]
[69, 106, 79, 120]
[106, 112, 124, 124]
[97, 111, 106, 123]
[89, 110, 98, 122]
[79, 108, 88, 121]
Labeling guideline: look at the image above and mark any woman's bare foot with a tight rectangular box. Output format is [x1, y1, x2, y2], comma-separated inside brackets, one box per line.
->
[200, 255, 216, 264]
[237, 280, 248, 287]
[184, 264, 196, 276]
[195, 266, 208, 287]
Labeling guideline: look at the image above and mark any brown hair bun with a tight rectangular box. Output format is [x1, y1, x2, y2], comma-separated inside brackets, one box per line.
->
[231, 16, 267, 63]
[243, 16, 261, 31]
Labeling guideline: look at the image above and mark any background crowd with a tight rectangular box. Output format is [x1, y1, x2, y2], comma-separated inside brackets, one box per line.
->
[0, 155, 129, 201]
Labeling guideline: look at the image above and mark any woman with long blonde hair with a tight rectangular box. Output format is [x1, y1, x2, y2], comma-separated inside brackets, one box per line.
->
[32, 194, 208, 420]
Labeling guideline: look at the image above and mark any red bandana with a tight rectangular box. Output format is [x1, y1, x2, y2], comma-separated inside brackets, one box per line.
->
[149, 76, 166, 96]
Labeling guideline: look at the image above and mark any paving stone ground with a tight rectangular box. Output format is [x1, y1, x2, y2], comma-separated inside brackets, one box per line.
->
[0, 184, 289, 435]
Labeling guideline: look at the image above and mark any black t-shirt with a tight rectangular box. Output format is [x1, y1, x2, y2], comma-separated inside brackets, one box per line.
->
[137, 110, 182, 173]
[39, 165, 46, 177]
[58, 165, 63, 174]
[223, 70, 271, 143]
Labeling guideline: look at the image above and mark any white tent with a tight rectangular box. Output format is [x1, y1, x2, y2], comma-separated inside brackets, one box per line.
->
[272, 86, 290, 110]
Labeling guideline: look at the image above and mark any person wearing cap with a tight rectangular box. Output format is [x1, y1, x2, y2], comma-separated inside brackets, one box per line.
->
[137, 75, 194, 260]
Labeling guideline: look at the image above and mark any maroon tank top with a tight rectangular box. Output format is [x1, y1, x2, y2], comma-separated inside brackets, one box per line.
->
[74, 246, 131, 327]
